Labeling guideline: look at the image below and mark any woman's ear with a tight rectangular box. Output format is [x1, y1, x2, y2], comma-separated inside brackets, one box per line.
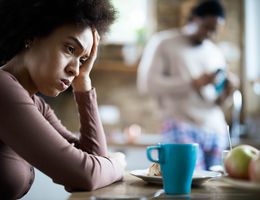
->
[24, 39, 32, 49]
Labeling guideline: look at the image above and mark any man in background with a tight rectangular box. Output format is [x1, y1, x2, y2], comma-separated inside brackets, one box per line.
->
[137, 0, 238, 170]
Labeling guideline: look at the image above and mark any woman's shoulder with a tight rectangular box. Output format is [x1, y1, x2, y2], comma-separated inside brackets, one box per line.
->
[0, 69, 51, 118]
[0, 69, 33, 104]
[0, 69, 18, 84]
[0, 69, 23, 88]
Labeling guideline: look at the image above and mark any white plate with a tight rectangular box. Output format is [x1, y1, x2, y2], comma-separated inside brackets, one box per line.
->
[130, 169, 221, 186]
[221, 176, 260, 191]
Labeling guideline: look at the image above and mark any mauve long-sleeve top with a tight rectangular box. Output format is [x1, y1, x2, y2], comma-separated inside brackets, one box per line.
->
[0, 69, 124, 199]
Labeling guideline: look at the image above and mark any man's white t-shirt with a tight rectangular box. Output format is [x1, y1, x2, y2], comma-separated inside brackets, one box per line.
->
[137, 28, 227, 134]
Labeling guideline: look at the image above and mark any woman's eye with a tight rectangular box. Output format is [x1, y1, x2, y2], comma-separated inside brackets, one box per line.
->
[66, 45, 75, 54]
[80, 58, 87, 64]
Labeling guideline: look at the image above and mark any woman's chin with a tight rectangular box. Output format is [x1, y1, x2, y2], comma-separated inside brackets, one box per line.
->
[40, 89, 62, 97]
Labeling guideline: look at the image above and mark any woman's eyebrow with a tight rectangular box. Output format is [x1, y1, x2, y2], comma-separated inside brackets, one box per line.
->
[67, 36, 84, 50]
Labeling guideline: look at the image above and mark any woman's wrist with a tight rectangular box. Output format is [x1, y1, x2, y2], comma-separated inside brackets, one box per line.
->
[72, 76, 92, 92]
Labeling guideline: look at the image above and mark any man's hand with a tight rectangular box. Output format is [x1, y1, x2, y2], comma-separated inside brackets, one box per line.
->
[192, 72, 216, 91]
[216, 71, 240, 105]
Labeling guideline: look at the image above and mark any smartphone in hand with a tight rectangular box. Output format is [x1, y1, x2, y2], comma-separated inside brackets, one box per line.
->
[215, 69, 227, 95]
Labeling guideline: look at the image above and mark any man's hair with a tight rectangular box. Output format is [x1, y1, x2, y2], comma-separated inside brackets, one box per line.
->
[192, 0, 225, 19]
[0, 0, 116, 64]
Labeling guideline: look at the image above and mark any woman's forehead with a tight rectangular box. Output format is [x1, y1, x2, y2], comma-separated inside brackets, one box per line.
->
[49, 25, 93, 48]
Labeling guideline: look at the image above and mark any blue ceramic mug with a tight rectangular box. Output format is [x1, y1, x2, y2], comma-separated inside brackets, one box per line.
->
[147, 143, 198, 194]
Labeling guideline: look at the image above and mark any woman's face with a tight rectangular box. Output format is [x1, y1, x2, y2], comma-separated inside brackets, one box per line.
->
[24, 25, 93, 97]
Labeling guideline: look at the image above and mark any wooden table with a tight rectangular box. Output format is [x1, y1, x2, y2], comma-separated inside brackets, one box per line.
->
[67, 173, 260, 200]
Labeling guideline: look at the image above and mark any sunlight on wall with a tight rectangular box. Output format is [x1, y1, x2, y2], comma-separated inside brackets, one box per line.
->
[245, 0, 260, 81]
[104, 0, 147, 44]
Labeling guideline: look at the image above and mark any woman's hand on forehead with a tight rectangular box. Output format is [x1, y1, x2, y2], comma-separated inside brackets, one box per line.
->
[71, 28, 100, 92]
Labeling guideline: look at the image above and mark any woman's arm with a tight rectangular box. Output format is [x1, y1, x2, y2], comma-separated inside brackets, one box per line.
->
[0, 83, 124, 191]
[74, 89, 108, 156]
[37, 88, 107, 156]
[35, 95, 80, 145]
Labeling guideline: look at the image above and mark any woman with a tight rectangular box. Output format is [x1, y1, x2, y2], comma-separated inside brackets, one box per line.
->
[0, 0, 126, 199]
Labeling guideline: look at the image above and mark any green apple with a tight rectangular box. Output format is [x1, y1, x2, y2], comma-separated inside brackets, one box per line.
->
[249, 153, 260, 182]
[224, 145, 259, 179]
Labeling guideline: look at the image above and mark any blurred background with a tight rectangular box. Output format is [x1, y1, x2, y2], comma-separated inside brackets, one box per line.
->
[45, 0, 260, 143]
[23, 0, 260, 199]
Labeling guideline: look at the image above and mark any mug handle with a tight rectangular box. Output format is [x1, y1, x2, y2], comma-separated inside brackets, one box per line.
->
[147, 146, 161, 163]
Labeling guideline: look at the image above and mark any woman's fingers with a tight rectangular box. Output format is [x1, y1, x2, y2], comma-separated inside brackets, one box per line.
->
[89, 29, 100, 61]
[108, 152, 127, 169]
[79, 29, 100, 75]
[72, 29, 100, 91]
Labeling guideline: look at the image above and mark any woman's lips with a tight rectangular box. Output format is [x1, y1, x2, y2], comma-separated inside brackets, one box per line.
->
[60, 79, 71, 90]
[61, 79, 71, 86]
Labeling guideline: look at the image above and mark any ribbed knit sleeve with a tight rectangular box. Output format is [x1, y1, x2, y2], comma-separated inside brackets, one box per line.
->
[0, 70, 124, 198]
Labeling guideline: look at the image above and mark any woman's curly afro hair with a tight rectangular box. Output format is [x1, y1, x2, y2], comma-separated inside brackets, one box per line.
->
[0, 0, 116, 64]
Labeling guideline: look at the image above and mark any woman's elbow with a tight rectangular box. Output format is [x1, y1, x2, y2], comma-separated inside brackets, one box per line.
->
[64, 174, 98, 192]
[65, 182, 96, 192]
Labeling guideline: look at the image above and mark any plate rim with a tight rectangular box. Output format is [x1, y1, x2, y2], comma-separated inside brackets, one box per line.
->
[129, 168, 222, 183]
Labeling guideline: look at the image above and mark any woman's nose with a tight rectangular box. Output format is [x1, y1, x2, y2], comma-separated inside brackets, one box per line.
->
[65, 59, 80, 77]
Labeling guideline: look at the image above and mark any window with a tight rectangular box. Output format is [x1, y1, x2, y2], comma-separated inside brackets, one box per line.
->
[245, 0, 260, 80]
[104, 0, 153, 44]
[245, 0, 260, 94]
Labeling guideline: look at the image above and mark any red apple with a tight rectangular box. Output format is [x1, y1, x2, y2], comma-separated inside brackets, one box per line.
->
[249, 153, 260, 182]
[224, 145, 259, 179]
